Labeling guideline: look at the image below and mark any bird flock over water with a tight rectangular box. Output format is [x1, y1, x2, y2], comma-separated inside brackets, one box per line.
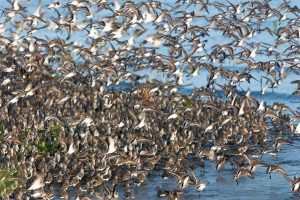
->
[0, 0, 300, 199]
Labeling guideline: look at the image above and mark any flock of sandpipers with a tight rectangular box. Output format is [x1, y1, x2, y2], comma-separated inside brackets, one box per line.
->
[0, 0, 300, 199]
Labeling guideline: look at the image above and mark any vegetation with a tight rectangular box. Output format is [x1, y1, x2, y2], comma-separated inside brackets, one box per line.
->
[28, 125, 63, 156]
[0, 167, 24, 196]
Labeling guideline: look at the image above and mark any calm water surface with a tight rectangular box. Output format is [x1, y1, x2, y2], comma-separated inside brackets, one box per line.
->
[134, 139, 300, 200]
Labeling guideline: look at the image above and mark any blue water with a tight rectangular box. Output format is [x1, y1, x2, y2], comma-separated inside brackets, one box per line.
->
[134, 138, 300, 200]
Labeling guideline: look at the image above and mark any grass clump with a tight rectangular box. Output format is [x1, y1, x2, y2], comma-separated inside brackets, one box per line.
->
[0, 167, 25, 196]
[182, 97, 194, 106]
[27, 124, 63, 156]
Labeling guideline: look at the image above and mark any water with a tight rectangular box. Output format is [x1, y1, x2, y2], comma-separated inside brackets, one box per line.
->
[135, 138, 300, 200]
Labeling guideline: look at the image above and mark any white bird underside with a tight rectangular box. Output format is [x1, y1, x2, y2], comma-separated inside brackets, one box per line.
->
[28, 176, 44, 191]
